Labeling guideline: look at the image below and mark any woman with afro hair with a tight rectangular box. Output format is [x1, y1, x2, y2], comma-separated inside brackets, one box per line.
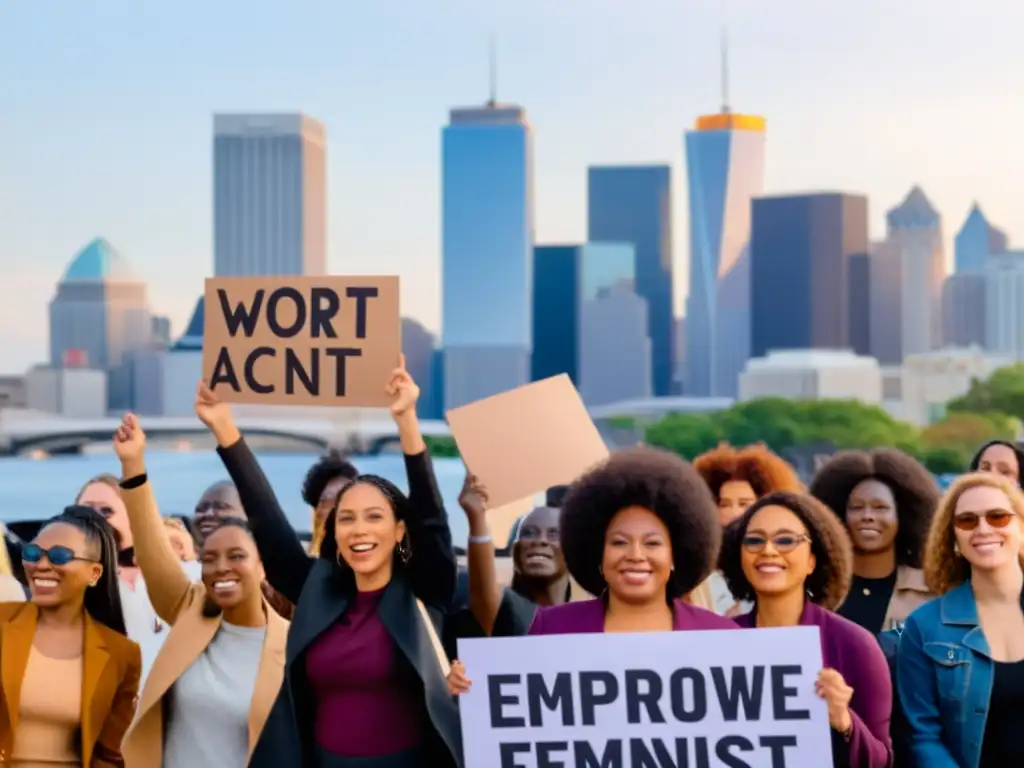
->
[719, 492, 893, 767]
[692, 443, 803, 616]
[809, 448, 938, 635]
[445, 448, 736, 693]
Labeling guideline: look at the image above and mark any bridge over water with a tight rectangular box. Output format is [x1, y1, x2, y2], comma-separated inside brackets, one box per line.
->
[0, 412, 452, 456]
[0, 396, 732, 457]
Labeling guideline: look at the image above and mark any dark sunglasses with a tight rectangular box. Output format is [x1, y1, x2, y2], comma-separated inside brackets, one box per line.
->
[953, 510, 1015, 531]
[742, 534, 811, 554]
[22, 543, 98, 566]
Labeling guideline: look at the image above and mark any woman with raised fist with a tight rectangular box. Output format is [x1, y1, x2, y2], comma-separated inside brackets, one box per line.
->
[195, 357, 460, 768]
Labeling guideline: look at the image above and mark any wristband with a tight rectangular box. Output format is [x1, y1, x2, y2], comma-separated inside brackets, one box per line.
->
[469, 535, 492, 545]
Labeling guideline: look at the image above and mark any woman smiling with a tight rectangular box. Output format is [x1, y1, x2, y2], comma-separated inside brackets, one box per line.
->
[810, 448, 937, 634]
[446, 448, 736, 695]
[719, 492, 894, 768]
[195, 360, 461, 768]
[898, 473, 1024, 768]
[113, 414, 288, 768]
[0, 506, 140, 766]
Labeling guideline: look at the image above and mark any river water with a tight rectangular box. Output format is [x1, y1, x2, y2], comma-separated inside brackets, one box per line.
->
[0, 449, 472, 542]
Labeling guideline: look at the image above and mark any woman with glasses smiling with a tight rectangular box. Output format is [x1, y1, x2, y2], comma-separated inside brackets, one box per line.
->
[0, 505, 141, 766]
[719, 491, 894, 768]
[897, 472, 1024, 768]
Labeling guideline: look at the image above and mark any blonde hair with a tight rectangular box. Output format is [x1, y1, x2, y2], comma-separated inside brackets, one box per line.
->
[923, 472, 1024, 595]
[75, 473, 121, 503]
[163, 518, 197, 561]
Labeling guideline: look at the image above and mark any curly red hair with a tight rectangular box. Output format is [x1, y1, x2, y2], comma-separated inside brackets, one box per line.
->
[693, 443, 803, 501]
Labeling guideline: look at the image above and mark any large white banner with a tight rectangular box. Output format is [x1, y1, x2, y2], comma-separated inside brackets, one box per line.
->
[458, 627, 831, 768]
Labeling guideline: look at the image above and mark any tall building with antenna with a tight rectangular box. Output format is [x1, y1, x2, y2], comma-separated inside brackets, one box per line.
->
[683, 30, 766, 397]
[441, 40, 534, 410]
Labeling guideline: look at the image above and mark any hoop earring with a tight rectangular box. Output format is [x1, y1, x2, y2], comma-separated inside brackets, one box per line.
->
[396, 537, 411, 565]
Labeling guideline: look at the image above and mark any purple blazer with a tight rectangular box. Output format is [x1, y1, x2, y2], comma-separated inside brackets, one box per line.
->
[735, 602, 893, 768]
[528, 597, 739, 634]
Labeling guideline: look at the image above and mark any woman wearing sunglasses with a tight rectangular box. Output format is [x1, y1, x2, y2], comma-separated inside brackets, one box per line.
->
[897, 472, 1024, 768]
[0, 506, 141, 766]
[718, 492, 893, 767]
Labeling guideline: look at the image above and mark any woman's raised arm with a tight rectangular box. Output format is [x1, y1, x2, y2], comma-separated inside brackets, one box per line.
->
[113, 414, 194, 625]
[387, 359, 457, 608]
[194, 382, 312, 604]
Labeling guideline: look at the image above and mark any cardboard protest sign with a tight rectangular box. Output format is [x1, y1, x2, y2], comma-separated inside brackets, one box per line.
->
[458, 627, 831, 767]
[445, 375, 609, 509]
[203, 276, 400, 406]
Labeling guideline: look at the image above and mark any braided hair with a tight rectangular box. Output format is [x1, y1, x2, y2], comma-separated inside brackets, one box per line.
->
[42, 506, 127, 635]
[318, 475, 409, 571]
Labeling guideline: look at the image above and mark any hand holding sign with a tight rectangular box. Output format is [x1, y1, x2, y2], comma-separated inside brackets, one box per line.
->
[385, 355, 419, 420]
[447, 660, 471, 696]
[195, 381, 231, 432]
[815, 668, 854, 734]
[458, 473, 489, 519]
[195, 381, 241, 447]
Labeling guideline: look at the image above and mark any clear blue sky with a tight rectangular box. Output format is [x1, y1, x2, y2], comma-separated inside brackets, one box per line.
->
[3, 0, 1023, 375]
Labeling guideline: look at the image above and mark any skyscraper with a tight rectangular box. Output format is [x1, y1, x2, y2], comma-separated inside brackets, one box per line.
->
[885, 186, 945, 357]
[441, 101, 533, 410]
[579, 285, 652, 407]
[683, 48, 766, 398]
[531, 243, 635, 384]
[49, 238, 153, 410]
[955, 203, 1007, 273]
[750, 193, 869, 356]
[213, 113, 327, 276]
[587, 165, 673, 396]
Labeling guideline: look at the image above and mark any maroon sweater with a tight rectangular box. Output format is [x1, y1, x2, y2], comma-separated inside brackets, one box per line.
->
[305, 587, 426, 756]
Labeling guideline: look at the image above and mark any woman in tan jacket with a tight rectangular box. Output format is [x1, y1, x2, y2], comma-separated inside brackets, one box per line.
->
[113, 414, 288, 768]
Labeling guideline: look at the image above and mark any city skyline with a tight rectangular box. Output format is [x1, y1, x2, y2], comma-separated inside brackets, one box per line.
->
[5, 0, 1024, 374]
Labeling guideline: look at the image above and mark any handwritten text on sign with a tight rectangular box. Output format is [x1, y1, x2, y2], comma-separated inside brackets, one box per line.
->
[202, 276, 400, 406]
[457, 627, 831, 767]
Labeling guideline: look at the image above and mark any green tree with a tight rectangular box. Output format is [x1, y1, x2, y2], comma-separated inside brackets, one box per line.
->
[948, 364, 1024, 420]
[424, 435, 460, 458]
[644, 398, 923, 460]
[920, 447, 967, 475]
[921, 412, 1017, 459]
[644, 412, 721, 459]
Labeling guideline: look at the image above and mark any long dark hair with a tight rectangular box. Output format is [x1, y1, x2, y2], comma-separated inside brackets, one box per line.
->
[42, 506, 127, 635]
[319, 475, 410, 579]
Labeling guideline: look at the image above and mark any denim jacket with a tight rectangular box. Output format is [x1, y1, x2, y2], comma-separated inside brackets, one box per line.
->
[896, 581, 993, 768]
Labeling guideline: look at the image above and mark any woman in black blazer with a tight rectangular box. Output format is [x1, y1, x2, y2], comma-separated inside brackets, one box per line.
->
[193, 363, 460, 768]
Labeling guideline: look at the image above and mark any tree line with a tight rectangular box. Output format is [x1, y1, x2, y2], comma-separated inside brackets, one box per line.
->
[422, 364, 1024, 475]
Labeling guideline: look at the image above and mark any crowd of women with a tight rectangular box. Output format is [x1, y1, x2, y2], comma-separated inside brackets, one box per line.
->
[0, 359, 1022, 767]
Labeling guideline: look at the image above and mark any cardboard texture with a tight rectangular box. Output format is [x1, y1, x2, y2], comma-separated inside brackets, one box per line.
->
[202, 276, 400, 406]
[446, 374, 609, 509]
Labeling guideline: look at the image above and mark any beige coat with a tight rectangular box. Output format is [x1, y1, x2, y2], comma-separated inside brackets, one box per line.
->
[119, 478, 288, 768]
[882, 565, 933, 629]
